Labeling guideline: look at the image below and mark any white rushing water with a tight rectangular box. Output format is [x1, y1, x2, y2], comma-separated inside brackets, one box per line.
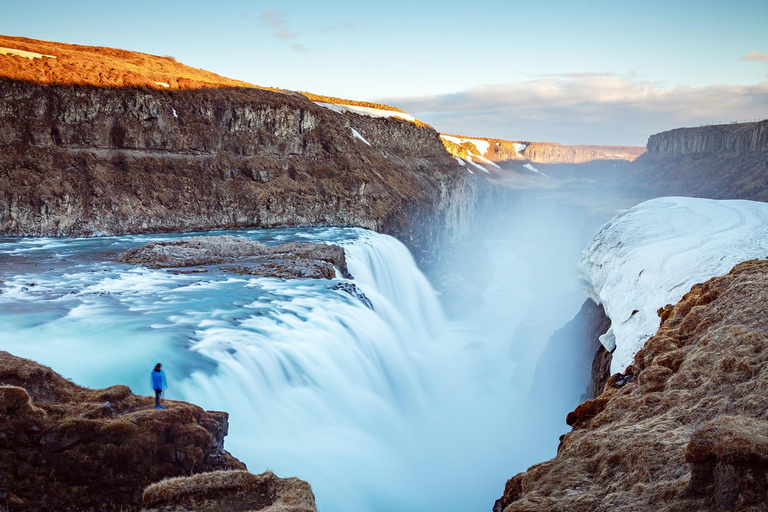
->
[0, 208, 599, 512]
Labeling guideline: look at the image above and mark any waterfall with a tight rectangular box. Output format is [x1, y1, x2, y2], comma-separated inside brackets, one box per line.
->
[0, 205, 602, 512]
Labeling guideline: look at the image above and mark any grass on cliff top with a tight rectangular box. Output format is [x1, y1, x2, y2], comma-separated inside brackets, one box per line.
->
[142, 470, 316, 512]
[0, 34, 408, 117]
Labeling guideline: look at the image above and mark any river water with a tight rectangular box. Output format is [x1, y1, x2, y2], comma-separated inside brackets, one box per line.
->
[0, 204, 597, 512]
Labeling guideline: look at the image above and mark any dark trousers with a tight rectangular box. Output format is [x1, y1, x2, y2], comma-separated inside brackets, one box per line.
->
[154, 389, 162, 407]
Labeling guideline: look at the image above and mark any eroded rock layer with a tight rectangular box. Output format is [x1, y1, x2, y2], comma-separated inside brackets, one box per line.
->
[495, 259, 768, 512]
[0, 352, 244, 511]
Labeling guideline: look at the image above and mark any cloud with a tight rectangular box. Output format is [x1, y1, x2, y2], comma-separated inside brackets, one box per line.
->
[381, 75, 768, 146]
[743, 51, 768, 61]
[260, 10, 306, 51]
[322, 22, 360, 33]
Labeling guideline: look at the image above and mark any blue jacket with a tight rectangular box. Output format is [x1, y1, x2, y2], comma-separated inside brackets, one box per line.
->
[151, 370, 167, 391]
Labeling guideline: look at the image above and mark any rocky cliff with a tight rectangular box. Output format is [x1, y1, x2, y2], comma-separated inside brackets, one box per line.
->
[495, 259, 768, 512]
[0, 36, 474, 266]
[0, 351, 250, 511]
[618, 120, 768, 202]
[522, 142, 645, 164]
[647, 120, 768, 156]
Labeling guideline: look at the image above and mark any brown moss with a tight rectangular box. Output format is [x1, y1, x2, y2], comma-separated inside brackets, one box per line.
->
[141, 470, 316, 512]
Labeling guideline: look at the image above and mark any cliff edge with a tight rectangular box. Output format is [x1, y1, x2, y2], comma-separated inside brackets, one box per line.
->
[0, 351, 315, 512]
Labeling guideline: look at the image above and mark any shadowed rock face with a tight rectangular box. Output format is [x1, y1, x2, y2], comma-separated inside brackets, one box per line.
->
[647, 121, 768, 156]
[495, 260, 768, 512]
[0, 76, 473, 267]
[0, 352, 245, 512]
[118, 235, 351, 279]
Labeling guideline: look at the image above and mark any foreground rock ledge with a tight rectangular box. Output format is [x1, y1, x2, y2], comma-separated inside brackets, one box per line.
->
[495, 259, 768, 512]
[142, 470, 316, 512]
[119, 235, 351, 279]
[0, 352, 316, 512]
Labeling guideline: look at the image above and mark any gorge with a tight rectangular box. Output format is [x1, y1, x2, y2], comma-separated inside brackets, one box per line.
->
[1, 34, 768, 512]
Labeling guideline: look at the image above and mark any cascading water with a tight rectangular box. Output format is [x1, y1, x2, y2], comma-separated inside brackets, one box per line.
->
[0, 199, 603, 512]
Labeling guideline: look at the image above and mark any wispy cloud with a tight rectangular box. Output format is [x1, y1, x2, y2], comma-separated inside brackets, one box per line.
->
[382, 75, 768, 146]
[322, 22, 360, 33]
[260, 10, 306, 51]
[742, 51, 768, 61]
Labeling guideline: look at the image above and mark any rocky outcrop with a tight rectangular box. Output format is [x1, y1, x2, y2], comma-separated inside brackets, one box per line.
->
[494, 259, 768, 512]
[0, 351, 245, 511]
[118, 235, 351, 279]
[647, 120, 768, 156]
[0, 37, 473, 267]
[141, 470, 316, 512]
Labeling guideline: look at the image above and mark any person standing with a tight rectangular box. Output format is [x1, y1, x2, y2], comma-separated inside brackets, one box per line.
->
[151, 363, 167, 409]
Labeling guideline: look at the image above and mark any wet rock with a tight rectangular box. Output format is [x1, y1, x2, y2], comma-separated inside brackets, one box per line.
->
[119, 235, 351, 279]
[331, 282, 374, 310]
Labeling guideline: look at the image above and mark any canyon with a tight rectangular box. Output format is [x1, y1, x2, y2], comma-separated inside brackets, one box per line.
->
[1, 34, 768, 512]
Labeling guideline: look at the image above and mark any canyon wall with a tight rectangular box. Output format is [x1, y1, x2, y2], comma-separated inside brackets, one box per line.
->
[620, 120, 768, 202]
[0, 78, 473, 265]
[522, 142, 645, 164]
[646, 120, 768, 156]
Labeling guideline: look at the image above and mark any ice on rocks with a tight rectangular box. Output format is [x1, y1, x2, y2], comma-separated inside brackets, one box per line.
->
[578, 197, 768, 374]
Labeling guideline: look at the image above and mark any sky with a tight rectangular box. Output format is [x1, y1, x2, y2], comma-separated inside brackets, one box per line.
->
[2, 0, 767, 145]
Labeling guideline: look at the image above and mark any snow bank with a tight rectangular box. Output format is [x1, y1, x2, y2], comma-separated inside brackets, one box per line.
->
[513, 143, 527, 157]
[314, 102, 415, 122]
[0, 47, 56, 60]
[578, 197, 768, 374]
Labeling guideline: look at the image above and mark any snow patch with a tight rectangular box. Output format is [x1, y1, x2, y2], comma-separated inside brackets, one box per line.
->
[0, 47, 56, 60]
[465, 157, 489, 174]
[350, 128, 371, 146]
[523, 163, 548, 177]
[154, 81, 170, 88]
[314, 102, 415, 122]
[578, 197, 768, 374]
[513, 143, 527, 157]
[454, 157, 466, 167]
[441, 135, 491, 156]
[172, 108, 178, 119]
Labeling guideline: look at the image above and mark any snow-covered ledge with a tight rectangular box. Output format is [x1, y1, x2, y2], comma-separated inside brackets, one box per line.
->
[578, 197, 768, 374]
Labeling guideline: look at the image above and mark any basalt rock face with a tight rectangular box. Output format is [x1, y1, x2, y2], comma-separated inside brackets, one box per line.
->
[647, 121, 768, 156]
[0, 351, 245, 512]
[0, 76, 470, 266]
[495, 260, 768, 512]
[620, 121, 768, 202]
